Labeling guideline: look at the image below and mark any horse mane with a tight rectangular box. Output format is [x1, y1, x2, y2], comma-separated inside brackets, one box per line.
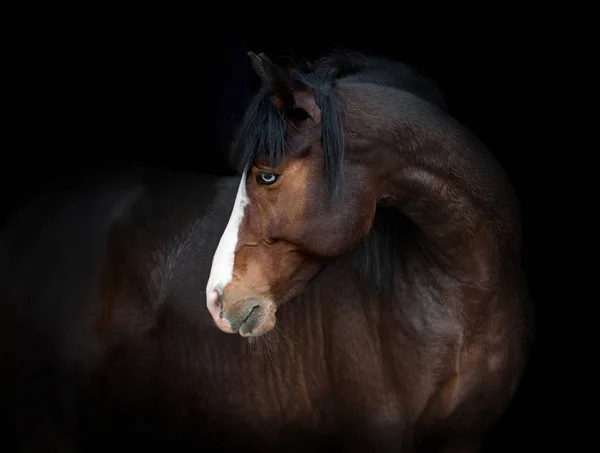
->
[231, 50, 448, 295]
[231, 50, 446, 184]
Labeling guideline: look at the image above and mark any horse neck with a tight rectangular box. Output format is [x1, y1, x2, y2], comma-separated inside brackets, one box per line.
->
[342, 82, 522, 287]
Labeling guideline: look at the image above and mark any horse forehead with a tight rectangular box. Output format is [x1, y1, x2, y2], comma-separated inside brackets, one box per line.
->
[288, 131, 311, 149]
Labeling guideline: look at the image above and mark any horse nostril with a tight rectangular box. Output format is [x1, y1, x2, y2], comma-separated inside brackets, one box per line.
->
[216, 293, 224, 318]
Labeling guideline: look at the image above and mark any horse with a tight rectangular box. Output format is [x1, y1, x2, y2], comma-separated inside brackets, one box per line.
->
[0, 50, 533, 452]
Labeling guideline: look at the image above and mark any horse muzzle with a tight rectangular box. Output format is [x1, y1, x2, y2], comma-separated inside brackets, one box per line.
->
[207, 290, 276, 337]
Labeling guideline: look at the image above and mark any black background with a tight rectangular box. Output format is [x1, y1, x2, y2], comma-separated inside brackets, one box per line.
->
[4, 15, 575, 452]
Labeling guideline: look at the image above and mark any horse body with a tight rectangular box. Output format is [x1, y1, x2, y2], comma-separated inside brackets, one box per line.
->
[1, 51, 532, 452]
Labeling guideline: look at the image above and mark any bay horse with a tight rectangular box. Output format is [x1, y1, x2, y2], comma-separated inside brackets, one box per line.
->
[0, 51, 533, 452]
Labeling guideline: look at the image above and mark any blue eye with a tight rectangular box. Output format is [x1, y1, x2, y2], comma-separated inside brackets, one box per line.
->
[256, 172, 279, 185]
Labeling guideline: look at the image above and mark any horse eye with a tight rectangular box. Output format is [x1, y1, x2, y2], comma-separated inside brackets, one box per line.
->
[256, 172, 279, 185]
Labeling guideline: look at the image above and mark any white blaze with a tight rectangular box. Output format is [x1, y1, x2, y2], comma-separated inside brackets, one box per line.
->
[206, 172, 249, 308]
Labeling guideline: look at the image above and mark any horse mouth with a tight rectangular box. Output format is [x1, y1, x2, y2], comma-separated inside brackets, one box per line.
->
[239, 305, 260, 337]
[211, 297, 277, 337]
[238, 299, 277, 337]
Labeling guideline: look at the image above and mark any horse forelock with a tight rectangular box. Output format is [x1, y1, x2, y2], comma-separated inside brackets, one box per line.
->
[231, 52, 351, 194]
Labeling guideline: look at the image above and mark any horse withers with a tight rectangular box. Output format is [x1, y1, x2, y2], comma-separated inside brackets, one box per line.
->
[0, 51, 533, 452]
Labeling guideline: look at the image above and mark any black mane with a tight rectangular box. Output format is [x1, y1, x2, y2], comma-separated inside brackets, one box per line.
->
[231, 50, 447, 192]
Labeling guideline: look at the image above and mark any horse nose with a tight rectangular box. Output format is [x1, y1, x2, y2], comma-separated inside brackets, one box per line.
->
[223, 300, 260, 335]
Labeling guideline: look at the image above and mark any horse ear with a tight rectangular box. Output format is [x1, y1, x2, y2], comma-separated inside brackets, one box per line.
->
[247, 51, 291, 89]
[247, 51, 321, 124]
[292, 89, 321, 124]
